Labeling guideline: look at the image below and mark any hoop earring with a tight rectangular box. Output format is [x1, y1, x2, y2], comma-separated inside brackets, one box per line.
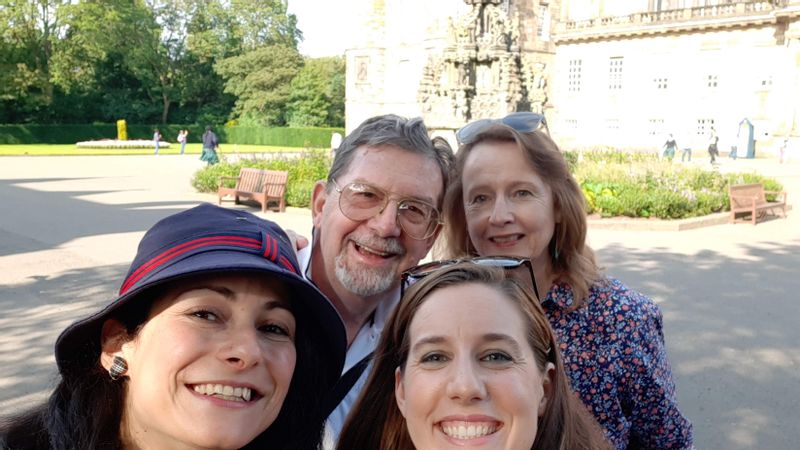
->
[109, 356, 128, 380]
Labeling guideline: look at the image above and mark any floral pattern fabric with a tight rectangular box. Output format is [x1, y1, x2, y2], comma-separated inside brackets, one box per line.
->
[543, 277, 694, 450]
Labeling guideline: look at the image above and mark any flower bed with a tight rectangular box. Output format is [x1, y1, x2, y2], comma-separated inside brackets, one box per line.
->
[192, 149, 784, 219]
[569, 151, 782, 219]
[75, 139, 170, 149]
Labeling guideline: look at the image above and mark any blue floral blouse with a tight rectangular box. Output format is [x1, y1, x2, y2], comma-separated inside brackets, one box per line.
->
[543, 277, 694, 450]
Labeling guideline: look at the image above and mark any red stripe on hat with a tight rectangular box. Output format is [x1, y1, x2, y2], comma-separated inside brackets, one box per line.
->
[124, 236, 259, 289]
[278, 255, 298, 274]
[263, 234, 275, 259]
[120, 236, 261, 295]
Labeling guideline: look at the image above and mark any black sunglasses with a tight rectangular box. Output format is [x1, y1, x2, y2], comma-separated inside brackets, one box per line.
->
[456, 112, 549, 145]
[400, 256, 540, 301]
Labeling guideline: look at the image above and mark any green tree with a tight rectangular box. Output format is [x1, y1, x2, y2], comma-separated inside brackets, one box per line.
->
[0, 0, 302, 125]
[52, 0, 192, 124]
[215, 44, 302, 125]
[212, 0, 303, 125]
[0, 0, 69, 122]
[285, 56, 345, 127]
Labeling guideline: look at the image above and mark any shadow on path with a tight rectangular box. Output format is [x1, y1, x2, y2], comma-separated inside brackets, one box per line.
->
[597, 240, 800, 450]
[0, 263, 126, 412]
[0, 177, 204, 257]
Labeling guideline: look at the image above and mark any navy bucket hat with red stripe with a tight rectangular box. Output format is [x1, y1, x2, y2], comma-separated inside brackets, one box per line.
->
[54, 203, 345, 380]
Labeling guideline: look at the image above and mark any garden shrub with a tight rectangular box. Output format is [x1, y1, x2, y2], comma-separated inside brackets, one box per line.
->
[192, 148, 783, 219]
[572, 152, 782, 219]
[191, 150, 331, 208]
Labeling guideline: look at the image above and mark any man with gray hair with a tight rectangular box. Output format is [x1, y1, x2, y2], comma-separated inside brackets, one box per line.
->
[296, 114, 453, 448]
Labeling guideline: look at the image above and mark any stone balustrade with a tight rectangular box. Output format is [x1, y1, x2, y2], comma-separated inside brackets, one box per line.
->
[556, 1, 790, 41]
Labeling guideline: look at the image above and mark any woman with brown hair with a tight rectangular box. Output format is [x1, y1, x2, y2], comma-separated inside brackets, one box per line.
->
[439, 113, 694, 450]
[336, 261, 612, 450]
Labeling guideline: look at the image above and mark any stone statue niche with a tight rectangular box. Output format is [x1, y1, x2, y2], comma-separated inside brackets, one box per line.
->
[418, 0, 548, 130]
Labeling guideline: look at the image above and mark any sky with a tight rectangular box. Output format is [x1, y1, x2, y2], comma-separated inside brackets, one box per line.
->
[287, 0, 357, 57]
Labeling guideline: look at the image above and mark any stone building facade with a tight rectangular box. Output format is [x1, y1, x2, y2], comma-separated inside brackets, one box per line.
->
[345, 0, 800, 154]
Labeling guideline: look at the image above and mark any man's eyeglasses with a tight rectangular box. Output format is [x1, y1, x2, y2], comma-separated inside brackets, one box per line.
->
[456, 112, 549, 145]
[331, 180, 442, 240]
[400, 256, 540, 300]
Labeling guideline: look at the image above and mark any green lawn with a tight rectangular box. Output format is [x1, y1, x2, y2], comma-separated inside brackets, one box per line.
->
[0, 143, 323, 156]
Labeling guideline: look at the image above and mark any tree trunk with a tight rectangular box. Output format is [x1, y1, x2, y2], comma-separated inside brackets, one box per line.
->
[161, 94, 170, 124]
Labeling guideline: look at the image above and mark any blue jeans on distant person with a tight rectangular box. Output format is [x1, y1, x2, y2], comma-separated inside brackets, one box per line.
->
[154, 141, 160, 155]
[681, 148, 691, 162]
[180, 141, 186, 155]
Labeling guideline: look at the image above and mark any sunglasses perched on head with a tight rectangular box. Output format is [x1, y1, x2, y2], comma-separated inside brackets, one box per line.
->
[456, 112, 549, 145]
[400, 256, 540, 300]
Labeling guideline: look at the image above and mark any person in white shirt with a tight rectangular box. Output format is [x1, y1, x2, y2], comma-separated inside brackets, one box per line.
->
[301, 114, 453, 449]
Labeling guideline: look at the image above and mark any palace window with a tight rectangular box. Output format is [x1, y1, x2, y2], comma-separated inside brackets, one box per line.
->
[706, 74, 718, 88]
[537, 4, 550, 41]
[568, 59, 582, 92]
[565, 119, 578, 131]
[654, 77, 668, 90]
[609, 57, 623, 90]
[696, 118, 715, 137]
[649, 119, 665, 136]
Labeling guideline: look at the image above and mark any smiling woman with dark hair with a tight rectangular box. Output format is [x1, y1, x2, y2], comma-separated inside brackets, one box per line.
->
[0, 204, 345, 450]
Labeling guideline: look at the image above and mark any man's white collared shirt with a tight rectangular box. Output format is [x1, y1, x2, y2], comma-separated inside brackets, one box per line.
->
[296, 246, 399, 450]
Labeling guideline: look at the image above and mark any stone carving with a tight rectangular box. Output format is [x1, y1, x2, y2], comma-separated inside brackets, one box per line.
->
[521, 55, 548, 114]
[417, 0, 548, 129]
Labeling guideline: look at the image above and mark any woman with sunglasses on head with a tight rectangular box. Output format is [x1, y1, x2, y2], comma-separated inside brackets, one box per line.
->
[439, 113, 694, 450]
[0, 204, 345, 450]
[337, 262, 612, 450]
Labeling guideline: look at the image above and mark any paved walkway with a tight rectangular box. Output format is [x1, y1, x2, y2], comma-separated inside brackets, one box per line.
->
[1, 155, 798, 449]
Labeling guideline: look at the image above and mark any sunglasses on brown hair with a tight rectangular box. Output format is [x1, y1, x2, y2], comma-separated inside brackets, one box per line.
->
[400, 256, 540, 301]
[456, 112, 549, 145]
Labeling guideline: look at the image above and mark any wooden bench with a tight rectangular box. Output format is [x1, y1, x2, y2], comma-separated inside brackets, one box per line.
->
[218, 168, 288, 212]
[728, 183, 787, 225]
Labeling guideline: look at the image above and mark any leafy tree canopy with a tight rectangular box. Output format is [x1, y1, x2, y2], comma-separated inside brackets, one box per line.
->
[286, 56, 345, 127]
[0, 0, 344, 128]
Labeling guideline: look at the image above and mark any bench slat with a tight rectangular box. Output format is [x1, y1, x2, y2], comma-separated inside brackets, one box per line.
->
[218, 168, 289, 212]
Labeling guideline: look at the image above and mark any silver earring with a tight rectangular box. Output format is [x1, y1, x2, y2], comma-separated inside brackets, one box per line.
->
[109, 356, 128, 380]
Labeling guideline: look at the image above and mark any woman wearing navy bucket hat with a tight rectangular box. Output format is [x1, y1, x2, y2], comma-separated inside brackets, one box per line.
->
[0, 204, 346, 450]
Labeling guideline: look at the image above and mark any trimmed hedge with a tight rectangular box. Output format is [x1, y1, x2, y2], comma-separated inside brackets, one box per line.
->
[0, 124, 344, 147]
[223, 127, 344, 147]
[0, 124, 117, 144]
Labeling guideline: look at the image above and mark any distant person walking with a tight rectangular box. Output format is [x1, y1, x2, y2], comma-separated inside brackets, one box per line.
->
[177, 129, 188, 155]
[708, 128, 719, 164]
[662, 133, 678, 161]
[153, 129, 162, 155]
[780, 138, 788, 164]
[200, 126, 220, 165]
[680, 144, 692, 162]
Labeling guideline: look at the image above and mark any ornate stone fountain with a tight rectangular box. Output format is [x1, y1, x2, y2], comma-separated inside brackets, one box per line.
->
[417, 0, 548, 129]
